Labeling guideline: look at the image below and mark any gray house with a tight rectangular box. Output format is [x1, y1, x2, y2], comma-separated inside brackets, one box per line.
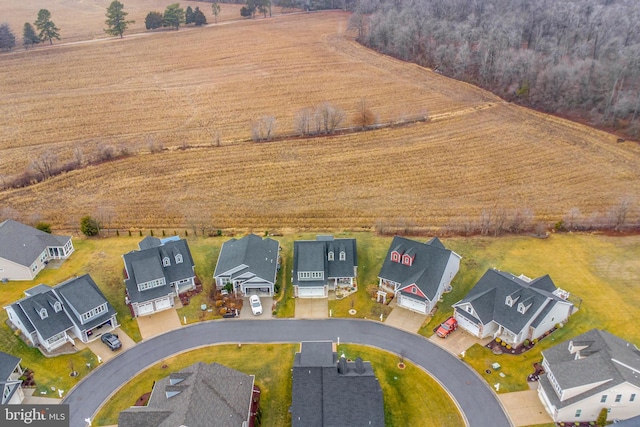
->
[378, 236, 461, 315]
[4, 275, 118, 353]
[123, 236, 196, 317]
[0, 351, 24, 404]
[214, 234, 280, 297]
[291, 341, 385, 427]
[119, 362, 259, 427]
[452, 269, 574, 346]
[538, 329, 640, 423]
[0, 219, 74, 281]
[292, 236, 357, 298]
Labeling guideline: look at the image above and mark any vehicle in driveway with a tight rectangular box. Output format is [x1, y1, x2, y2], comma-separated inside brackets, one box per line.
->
[101, 332, 122, 351]
[436, 317, 458, 338]
[249, 295, 263, 315]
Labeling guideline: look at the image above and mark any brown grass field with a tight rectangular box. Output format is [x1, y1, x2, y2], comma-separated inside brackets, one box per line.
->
[0, 7, 639, 231]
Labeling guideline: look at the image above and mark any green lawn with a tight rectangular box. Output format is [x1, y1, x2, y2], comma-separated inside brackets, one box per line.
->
[94, 344, 296, 426]
[338, 344, 464, 427]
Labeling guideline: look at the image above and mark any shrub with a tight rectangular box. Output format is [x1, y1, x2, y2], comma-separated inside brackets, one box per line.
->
[116, 230, 120, 236]
[506, 345, 512, 350]
[80, 216, 99, 236]
[150, 230, 154, 237]
[524, 339, 530, 347]
[139, 230, 143, 237]
[532, 338, 538, 344]
[128, 230, 132, 237]
[495, 337, 501, 343]
[501, 341, 506, 347]
[35, 222, 52, 233]
[596, 408, 608, 426]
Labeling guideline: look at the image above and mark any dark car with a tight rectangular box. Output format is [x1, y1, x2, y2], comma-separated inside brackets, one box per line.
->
[101, 332, 122, 351]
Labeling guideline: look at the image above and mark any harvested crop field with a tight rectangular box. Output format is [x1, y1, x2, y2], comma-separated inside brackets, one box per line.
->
[0, 11, 639, 231]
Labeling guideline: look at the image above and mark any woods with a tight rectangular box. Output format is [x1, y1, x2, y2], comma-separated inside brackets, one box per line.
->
[358, 0, 640, 138]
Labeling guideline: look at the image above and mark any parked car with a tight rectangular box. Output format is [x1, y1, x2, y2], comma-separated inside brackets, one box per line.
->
[249, 295, 263, 316]
[101, 332, 122, 351]
[436, 317, 458, 338]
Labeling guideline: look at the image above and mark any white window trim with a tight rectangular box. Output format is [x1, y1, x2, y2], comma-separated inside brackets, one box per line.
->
[175, 254, 183, 264]
[163, 257, 170, 267]
[339, 251, 346, 261]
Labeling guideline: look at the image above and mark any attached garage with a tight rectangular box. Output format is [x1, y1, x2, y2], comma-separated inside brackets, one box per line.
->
[297, 286, 326, 298]
[154, 297, 172, 311]
[241, 283, 274, 297]
[455, 311, 481, 336]
[398, 294, 427, 314]
[136, 302, 154, 316]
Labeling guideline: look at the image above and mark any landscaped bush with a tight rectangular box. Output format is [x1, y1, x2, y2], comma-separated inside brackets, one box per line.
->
[495, 338, 501, 343]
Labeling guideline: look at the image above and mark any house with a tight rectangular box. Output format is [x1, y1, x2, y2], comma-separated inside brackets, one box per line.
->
[378, 236, 461, 315]
[4, 274, 118, 353]
[0, 219, 74, 281]
[118, 362, 259, 427]
[537, 329, 640, 423]
[292, 236, 357, 298]
[291, 341, 385, 427]
[452, 269, 574, 347]
[123, 236, 196, 317]
[0, 351, 24, 404]
[214, 234, 280, 297]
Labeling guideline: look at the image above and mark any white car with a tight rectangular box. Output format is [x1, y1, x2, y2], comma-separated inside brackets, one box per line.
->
[249, 295, 263, 315]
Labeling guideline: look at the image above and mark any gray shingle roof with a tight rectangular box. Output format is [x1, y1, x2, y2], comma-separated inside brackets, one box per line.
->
[123, 238, 195, 304]
[0, 351, 20, 381]
[0, 219, 71, 267]
[293, 237, 357, 287]
[453, 269, 570, 335]
[214, 234, 279, 284]
[541, 329, 640, 410]
[119, 362, 254, 427]
[378, 236, 454, 299]
[10, 286, 73, 341]
[55, 274, 116, 332]
[291, 342, 385, 427]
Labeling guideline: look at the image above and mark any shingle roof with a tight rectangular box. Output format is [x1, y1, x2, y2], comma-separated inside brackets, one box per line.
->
[0, 351, 20, 381]
[214, 234, 279, 284]
[378, 236, 455, 300]
[453, 269, 570, 335]
[55, 275, 116, 331]
[119, 362, 254, 427]
[293, 237, 357, 287]
[0, 219, 71, 267]
[291, 342, 385, 427]
[10, 286, 73, 341]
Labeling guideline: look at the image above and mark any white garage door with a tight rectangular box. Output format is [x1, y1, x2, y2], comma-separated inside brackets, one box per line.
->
[154, 297, 172, 311]
[137, 302, 154, 316]
[399, 295, 427, 314]
[298, 287, 325, 298]
[456, 313, 480, 336]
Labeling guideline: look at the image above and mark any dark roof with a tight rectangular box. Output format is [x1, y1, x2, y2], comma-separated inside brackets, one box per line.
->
[55, 275, 116, 331]
[10, 286, 73, 341]
[123, 238, 195, 304]
[214, 234, 279, 284]
[119, 362, 254, 427]
[378, 236, 456, 300]
[0, 351, 20, 381]
[453, 269, 571, 335]
[540, 329, 640, 409]
[0, 219, 71, 267]
[291, 342, 385, 427]
[293, 237, 357, 287]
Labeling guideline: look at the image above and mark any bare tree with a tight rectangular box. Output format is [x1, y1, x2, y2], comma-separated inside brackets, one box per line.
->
[479, 209, 493, 235]
[251, 115, 277, 142]
[316, 102, 345, 134]
[354, 98, 377, 128]
[609, 197, 633, 231]
[29, 151, 58, 181]
[295, 107, 314, 136]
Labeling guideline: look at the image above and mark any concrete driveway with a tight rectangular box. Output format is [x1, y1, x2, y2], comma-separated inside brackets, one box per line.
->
[295, 298, 328, 318]
[240, 296, 273, 319]
[80, 327, 136, 363]
[136, 308, 183, 340]
[499, 389, 551, 426]
[384, 301, 428, 332]
[429, 328, 491, 356]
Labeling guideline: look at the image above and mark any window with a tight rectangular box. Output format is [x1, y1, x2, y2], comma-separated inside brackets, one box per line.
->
[298, 272, 311, 280]
[339, 251, 346, 261]
[163, 257, 170, 267]
[39, 308, 48, 320]
[411, 287, 417, 294]
[575, 409, 581, 418]
[615, 394, 622, 403]
[53, 301, 62, 313]
[81, 304, 107, 323]
[391, 252, 400, 262]
[311, 272, 323, 279]
[505, 296, 514, 307]
[631, 394, 636, 402]
[328, 251, 334, 261]
[466, 306, 472, 314]
[175, 254, 183, 264]
[47, 331, 65, 345]
[220, 277, 230, 285]
[402, 254, 412, 266]
[601, 395, 607, 403]
[138, 278, 166, 291]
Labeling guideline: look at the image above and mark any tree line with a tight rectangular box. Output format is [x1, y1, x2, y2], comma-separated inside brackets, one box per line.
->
[351, 0, 640, 139]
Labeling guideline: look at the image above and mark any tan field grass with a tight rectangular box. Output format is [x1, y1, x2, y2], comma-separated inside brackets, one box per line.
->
[0, 11, 639, 230]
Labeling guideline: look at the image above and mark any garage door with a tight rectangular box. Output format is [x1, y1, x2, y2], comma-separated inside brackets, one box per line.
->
[456, 313, 480, 336]
[137, 302, 154, 316]
[399, 295, 427, 314]
[298, 287, 325, 298]
[154, 297, 172, 311]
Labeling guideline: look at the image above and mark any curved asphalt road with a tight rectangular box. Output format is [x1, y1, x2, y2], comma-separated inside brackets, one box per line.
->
[63, 319, 512, 427]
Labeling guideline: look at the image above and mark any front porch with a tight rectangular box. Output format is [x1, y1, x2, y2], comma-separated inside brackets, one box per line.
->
[334, 277, 357, 300]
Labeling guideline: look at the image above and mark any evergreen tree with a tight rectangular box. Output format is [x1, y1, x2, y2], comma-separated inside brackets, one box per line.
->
[185, 6, 195, 25]
[193, 7, 207, 26]
[145, 11, 164, 30]
[34, 9, 60, 45]
[105, 0, 135, 38]
[80, 216, 100, 236]
[163, 3, 185, 30]
[0, 23, 16, 51]
[23, 22, 39, 49]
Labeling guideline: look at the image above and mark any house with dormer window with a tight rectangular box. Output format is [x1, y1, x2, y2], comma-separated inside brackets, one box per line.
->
[452, 269, 574, 346]
[0, 219, 74, 281]
[214, 234, 280, 297]
[122, 236, 196, 317]
[378, 236, 461, 315]
[0, 351, 24, 404]
[293, 236, 357, 298]
[537, 329, 640, 423]
[4, 275, 118, 353]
